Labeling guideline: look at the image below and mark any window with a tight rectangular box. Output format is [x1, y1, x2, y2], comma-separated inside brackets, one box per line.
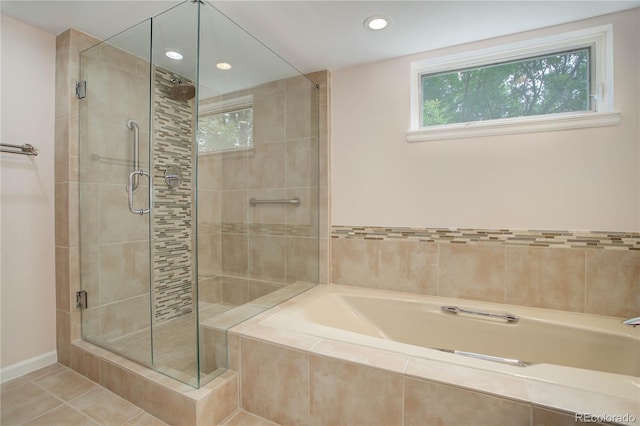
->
[408, 25, 619, 142]
[198, 95, 253, 153]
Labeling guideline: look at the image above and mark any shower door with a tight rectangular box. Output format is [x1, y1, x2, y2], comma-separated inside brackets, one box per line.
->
[78, 2, 202, 387]
[78, 18, 154, 368]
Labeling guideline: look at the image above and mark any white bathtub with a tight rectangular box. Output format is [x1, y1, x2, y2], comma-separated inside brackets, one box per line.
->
[259, 285, 640, 404]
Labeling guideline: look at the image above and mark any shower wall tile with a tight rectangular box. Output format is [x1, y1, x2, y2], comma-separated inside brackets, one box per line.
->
[221, 234, 248, 277]
[55, 30, 71, 120]
[221, 150, 248, 190]
[220, 276, 250, 306]
[247, 188, 286, 233]
[99, 294, 150, 340]
[248, 280, 285, 300]
[222, 190, 248, 233]
[309, 355, 403, 426]
[285, 75, 319, 140]
[439, 244, 506, 303]
[379, 239, 438, 296]
[252, 94, 285, 144]
[285, 137, 319, 188]
[403, 377, 531, 426]
[198, 189, 221, 234]
[197, 233, 221, 278]
[286, 237, 319, 284]
[99, 241, 150, 305]
[198, 153, 222, 190]
[506, 246, 585, 312]
[586, 249, 640, 318]
[240, 337, 309, 425]
[99, 184, 149, 244]
[247, 142, 285, 189]
[56, 309, 70, 366]
[286, 187, 318, 237]
[198, 276, 222, 304]
[248, 235, 286, 282]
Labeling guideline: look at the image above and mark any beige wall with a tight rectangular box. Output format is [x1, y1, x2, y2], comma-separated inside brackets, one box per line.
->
[0, 16, 56, 372]
[331, 8, 640, 232]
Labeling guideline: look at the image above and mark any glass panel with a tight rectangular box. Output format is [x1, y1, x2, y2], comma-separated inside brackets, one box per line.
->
[79, 18, 153, 367]
[196, 2, 319, 386]
[421, 48, 590, 126]
[149, 1, 201, 387]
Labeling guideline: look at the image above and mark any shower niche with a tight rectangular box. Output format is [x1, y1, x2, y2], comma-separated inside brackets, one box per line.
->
[78, 1, 320, 388]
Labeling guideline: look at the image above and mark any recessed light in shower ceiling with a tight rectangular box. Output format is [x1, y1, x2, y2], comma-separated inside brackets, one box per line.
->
[165, 50, 184, 60]
[364, 15, 391, 31]
[216, 62, 232, 70]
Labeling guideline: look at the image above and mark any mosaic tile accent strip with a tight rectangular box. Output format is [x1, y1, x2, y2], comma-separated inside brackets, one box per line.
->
[152, 67, 195, 323]
[332, 226, 640, 250]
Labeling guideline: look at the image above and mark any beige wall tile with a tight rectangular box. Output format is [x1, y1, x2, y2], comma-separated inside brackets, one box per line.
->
[380, 239, 438, 295]
[285, 137, 319, 188]
[285, 76, 318, 140]
[198, 189, 221, 234]
[100, 294, 150, 339]
[55, 117, 69, 183]
[506, 246, 585, 312]
[56, 246, 70, 311]
[221, 234, 248, 277]
[221, 150, 248, 190]
[404, 377, 531, 426]
[198, 153, 222, 190]
[249, 235, 286, 283]
[100, 242, 150, 304]
[221, 276, 250, 305]
[286, 237, 319, 284]
[253, 94, 285, 145]
[55, 182, 69, 247]
[222, 190, 248, 232]
[197, 375, 239, 425]
[99, 184, 149, 244]
[586, 249, 640, 318]
[439, 244, 506, 303]
[198, 233, 221, 278]
[286, 187, 318, 237]
[199, 276, 222, 303]
[240, 338, 309, 425]
[248, 142, 285, 189]
[309, 355, 403, 426]
[56, 309, 70, 366]
[331, 238, 380, 288]
[248, 189, 286, 232]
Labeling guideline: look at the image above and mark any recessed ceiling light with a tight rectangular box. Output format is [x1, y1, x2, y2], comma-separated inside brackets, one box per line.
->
[364, 15, 391, 31]
[165, 50, 183, 60]
[216, 62, 232, 70]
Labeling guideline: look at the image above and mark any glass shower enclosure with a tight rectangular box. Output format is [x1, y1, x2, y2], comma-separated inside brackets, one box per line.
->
[78, 1, 319, 388]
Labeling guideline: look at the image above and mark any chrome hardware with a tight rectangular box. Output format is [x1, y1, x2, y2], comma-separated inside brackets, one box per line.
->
[436, 348, 530, 367]
[622, 317, 640, 327]
[0, 143, 38, 156]
[75, 81, 87, 99]
[127, 169, 152, 215]
[164, 166, 182, 188]
[76, 290, 88, 309]
[126, 120, 140, 191]
[441, 305, 519, 323]
[249, 197, 300, 206]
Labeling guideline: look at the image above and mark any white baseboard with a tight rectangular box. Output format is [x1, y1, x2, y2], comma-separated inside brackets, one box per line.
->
[0, 351, 58, 383]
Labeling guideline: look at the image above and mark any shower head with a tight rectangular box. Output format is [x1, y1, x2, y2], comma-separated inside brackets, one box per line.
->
[168, 76, 196, 101]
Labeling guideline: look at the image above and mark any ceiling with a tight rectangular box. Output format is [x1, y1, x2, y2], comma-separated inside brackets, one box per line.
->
[2, 0, 639, 88]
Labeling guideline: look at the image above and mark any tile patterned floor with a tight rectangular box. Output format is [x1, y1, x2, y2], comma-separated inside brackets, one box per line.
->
[0, 363, 167, 425]
[1, 363, 277, 426]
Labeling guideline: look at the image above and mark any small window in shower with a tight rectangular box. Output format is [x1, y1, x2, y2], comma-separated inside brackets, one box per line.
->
[197, 95, 253, 153]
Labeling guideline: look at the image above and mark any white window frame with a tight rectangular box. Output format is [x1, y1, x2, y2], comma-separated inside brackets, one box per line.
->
[407, 25, 620, 143]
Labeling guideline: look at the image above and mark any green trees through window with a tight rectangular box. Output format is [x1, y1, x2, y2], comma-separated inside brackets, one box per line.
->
[421, 48, 590, 126]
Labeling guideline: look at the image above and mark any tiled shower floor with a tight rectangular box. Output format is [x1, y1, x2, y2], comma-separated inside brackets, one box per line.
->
[106, 302, 236, 385]
[1, 363, 278, 425]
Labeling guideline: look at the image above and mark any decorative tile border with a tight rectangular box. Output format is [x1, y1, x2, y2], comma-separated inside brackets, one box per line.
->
[332, 226, 640, 250]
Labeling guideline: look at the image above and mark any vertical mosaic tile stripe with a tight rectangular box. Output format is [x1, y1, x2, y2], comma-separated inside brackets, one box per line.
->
[331, 226, 640, 250]
[152, 67, 195, 322]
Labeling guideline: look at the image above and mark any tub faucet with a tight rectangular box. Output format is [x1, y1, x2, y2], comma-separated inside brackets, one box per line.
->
[622, 317, 640, 327]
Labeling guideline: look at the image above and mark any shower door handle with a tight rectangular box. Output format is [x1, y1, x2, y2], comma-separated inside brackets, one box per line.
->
[127, 170, 152, 215]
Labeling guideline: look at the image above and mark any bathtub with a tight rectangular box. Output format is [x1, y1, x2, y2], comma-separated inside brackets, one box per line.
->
[257, 285, 639, 407]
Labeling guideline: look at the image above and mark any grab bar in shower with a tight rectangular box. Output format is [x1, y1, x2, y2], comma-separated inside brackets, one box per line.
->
[441, 306, 519, 323]
[127, 169, 152, 215]
[126, 119, 140, 191]
[1, 143, 38, 156]
[249, 197, 300, 206]
[435, 348, 531, 367]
